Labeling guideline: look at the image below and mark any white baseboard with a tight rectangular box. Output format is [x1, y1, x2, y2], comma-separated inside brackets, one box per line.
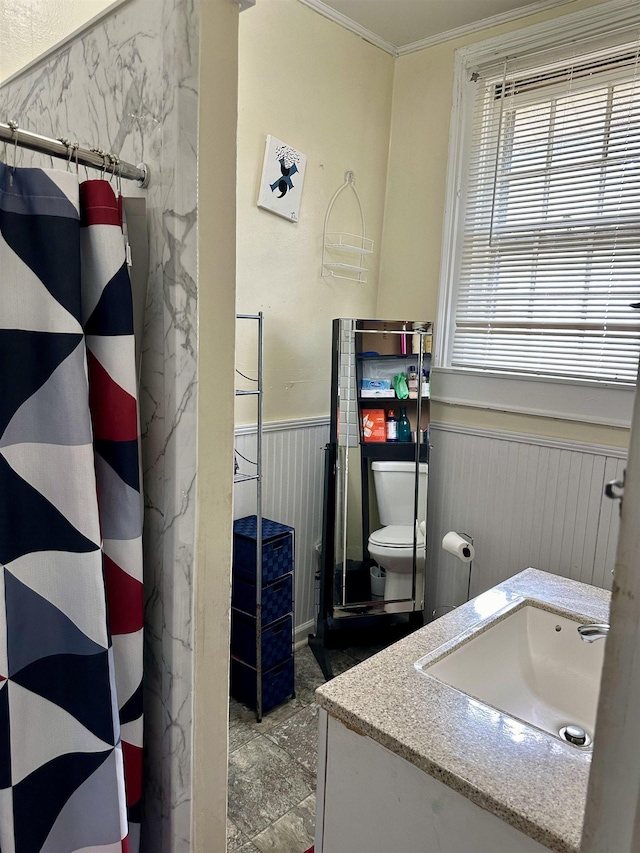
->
[295, 618, 315, 646]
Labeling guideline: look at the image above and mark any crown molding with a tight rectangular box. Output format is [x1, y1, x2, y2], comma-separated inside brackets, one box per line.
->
[396, 0, 576, 55]
[298, 0, 578, 60]
[297, 0, 398, 56]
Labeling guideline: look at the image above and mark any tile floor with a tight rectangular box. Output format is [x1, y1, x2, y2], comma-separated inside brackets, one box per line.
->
[227, 643, 387, 853]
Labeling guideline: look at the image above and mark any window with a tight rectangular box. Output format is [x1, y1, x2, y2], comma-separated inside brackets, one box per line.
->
[438, 5, 640, 424]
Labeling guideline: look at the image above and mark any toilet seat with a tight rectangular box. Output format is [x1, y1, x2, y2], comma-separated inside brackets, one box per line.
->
[368, 525, 425, 549]
[368, 525, 426, 612]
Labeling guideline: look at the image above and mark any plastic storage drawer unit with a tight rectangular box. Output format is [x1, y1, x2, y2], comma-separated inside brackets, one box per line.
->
[230, 514, 295, 718]
[233, 515, 294, 585]
[231, 612, 293, 670]
[232, 572, 293, 624]
[230, 656, 294, 715]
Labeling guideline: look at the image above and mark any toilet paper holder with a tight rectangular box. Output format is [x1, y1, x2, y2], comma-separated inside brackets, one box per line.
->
[432, 531, 474, 620]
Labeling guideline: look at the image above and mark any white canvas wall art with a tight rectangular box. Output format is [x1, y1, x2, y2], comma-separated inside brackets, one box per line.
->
[257, 135, 307, 222]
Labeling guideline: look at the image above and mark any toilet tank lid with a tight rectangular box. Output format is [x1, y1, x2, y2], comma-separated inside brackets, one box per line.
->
[371, 461, 428, 474]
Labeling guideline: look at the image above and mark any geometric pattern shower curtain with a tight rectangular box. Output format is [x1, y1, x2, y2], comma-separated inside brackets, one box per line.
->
[0, 163, 143, 853]
[81, 179, 144, 853]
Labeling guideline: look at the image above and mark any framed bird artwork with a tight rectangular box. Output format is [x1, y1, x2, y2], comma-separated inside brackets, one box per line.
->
[257, 135, 307, 222]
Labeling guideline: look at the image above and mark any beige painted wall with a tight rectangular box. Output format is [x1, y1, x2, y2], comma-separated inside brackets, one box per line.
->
[237, 0, 627, 446]
[0, 0, 118, 81]
[237, 0, 395, 423]
[379, 0, 629, 447]
[193, 1, 238, 850]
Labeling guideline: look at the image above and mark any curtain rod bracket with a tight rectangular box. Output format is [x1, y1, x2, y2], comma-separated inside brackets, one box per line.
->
[135, 163, 150, 188]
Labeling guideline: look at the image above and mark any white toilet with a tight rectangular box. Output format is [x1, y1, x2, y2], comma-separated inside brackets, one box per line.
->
[367, 460, 428, 612]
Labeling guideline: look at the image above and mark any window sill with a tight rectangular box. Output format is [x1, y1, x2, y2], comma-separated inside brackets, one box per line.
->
[431, 367, 635, 429]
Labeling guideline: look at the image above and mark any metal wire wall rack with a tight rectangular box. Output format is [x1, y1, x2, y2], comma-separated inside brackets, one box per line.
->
[322, 170, 373, 283]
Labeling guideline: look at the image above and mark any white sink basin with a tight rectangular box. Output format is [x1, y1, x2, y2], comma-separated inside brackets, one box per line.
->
[416, 603, 605, 745]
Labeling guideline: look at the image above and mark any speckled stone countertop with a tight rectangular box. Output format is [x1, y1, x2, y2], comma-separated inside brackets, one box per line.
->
[315, 568, 611, 853]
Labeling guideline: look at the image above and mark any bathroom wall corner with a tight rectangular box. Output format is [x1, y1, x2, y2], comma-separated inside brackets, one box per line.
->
[192, 0, 239, 851]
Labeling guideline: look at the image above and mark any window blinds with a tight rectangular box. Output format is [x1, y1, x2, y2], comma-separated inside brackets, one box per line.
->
[452, 32, 640, 384]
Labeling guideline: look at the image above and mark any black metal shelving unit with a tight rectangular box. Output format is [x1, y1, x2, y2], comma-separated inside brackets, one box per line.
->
[230, 313, 295, 721]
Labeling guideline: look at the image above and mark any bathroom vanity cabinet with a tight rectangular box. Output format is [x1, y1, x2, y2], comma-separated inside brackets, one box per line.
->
[315, 711, 548, 853]
[309, 318, 432, 680]
[314, 569, 610, 853]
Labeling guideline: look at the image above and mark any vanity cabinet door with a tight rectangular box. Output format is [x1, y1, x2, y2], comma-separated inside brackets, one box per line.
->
[315, 710, 549, 853]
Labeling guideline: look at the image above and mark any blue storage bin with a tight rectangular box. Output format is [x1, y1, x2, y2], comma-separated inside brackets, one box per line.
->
[232, 573, 293, 625]
[230, 655, 294, 715]
[231, 611, 293, 670]
[233, 515, 294, 585]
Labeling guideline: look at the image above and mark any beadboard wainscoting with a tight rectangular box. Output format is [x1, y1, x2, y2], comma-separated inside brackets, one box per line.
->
[233, 417, 626, 639]
[234, 417, 330, 641]
[427, 423, 627, 617]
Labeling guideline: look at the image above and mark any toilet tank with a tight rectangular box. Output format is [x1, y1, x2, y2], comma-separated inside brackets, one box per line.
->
[371, 461, 428, 526]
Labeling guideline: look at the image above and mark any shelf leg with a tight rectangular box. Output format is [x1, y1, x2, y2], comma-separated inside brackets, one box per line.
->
[308, 632, 334, 681]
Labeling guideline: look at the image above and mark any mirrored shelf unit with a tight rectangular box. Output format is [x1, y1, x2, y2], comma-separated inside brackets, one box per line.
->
[309, 318, 433, 682]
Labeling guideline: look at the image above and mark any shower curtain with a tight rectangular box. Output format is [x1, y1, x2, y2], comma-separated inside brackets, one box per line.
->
[0, 163, 143, 853]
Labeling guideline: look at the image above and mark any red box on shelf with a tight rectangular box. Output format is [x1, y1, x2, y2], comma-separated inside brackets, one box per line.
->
[362, 409, 386, 442]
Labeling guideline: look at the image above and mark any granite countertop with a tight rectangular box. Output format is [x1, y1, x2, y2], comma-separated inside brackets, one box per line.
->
[315, 568, 611, 853]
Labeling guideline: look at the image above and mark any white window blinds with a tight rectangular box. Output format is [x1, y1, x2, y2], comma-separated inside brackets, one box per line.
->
[452, 32, 640, 384]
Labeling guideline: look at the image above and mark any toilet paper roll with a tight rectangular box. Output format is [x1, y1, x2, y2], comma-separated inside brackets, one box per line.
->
[442, 531, 475, 563]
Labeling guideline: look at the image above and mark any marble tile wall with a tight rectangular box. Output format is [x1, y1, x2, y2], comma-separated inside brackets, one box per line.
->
[0, 1, 200, 850]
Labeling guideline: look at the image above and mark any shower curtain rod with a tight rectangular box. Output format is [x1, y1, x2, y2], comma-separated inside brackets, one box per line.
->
[0, 121, 150, 187]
